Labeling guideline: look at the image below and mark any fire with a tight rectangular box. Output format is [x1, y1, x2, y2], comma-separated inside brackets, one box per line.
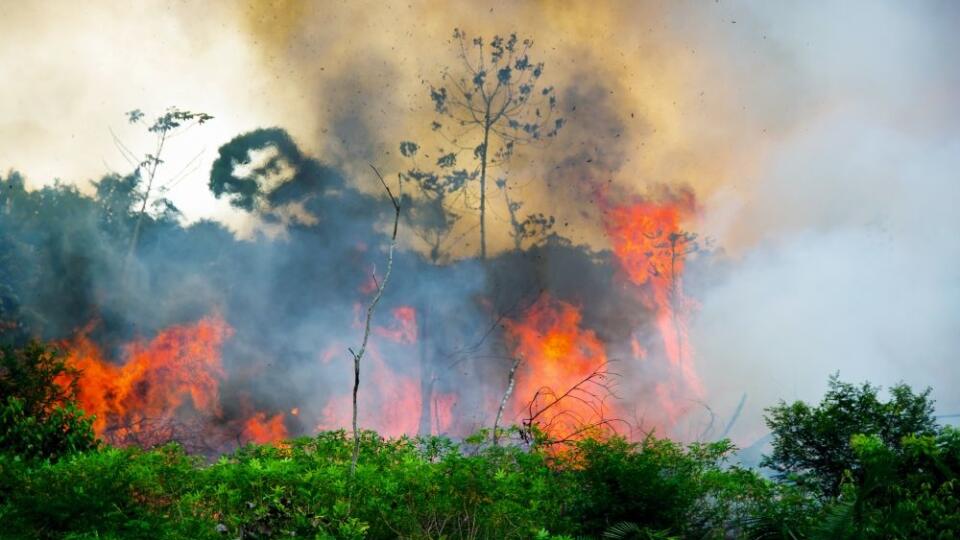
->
[374, 306, 418, 344]
[62, 315, 232, 445]
[243, 412, 288, 444]
[599, 189, 705, 417]
[504, 295, 616, 441]
[319, 304, 455, 437]
[431, 392, 456, 435]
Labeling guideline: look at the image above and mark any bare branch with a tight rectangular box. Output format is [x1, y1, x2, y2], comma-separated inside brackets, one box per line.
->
[492, 356, 522, 446]
[350, 164, 402, 477]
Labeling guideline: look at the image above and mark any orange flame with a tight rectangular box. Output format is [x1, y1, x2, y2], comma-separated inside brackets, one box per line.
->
[62, 315, 232, 445]
[318, 305, 454, 438]
[600, 189, 704, 418]
[374, 306, 418, 344]
[243, 412, 288, 444]
[504, 295, 615, 441]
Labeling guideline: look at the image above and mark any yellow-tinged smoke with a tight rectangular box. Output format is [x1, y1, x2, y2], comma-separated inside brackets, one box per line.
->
[231, 0, 766, 254]
[3, 1, 955, 256]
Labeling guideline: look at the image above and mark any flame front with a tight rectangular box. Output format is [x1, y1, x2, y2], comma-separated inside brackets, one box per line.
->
[62, 315, 233, 446]
[243, 412, 288, 444]
[316, 305, 454, 438]
[504, 295, 616, 441]
[600, 190, 704, 423]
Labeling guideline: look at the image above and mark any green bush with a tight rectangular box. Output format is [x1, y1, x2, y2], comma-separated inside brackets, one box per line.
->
[188, 431, 565, 539]
[0, 342, 97, 461]
[762, 374, 937, 497]
[0, 429, 781, 539]
[0, 444, 208, 540]
[823, 428, 960, 539]
[553, 437, 726, 536]
[1, 367, 952, 539]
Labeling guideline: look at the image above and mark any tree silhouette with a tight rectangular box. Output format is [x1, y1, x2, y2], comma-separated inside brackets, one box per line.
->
[120, 107, 212, 262]
[498, 177, 555, 250]
[397, 142, 464, 264]
[401, 29, 564, 259]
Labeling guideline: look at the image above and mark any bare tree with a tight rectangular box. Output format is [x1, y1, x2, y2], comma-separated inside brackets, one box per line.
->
[401, 29, 564, 259]
[664, 231, 698, 367]
[644, 229, 701, 367]
[398, 142, 464, 264]
[349, 165, 401, 476]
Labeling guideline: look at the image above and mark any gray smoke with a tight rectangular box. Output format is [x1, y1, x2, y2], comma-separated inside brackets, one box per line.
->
[688, 1, 960, 445]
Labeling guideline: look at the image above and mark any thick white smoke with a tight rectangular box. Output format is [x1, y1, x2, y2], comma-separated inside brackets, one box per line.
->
[690, 1, 960, 446]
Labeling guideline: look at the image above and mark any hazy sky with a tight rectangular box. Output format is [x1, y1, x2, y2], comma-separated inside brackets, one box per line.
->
[2, 0, 958, 442]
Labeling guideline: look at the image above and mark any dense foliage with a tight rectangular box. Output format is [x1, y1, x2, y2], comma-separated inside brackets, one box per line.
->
[762, 374, 938, 496]
[0, 429, 782, 540]
[0, 342, 97, 461]
[0, 341, 956, 539]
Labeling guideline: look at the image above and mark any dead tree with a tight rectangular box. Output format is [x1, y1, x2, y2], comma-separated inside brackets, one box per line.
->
[659, 231, 699, 368]
[401, 29, 564, 259]
[498, 179, 555, 251]
[492, 356, 522, 446]
[349, 165, 401, 476]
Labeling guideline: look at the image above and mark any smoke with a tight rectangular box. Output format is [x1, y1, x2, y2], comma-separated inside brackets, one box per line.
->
[688, 1, 960, 445]
[693, 114, 960, 444]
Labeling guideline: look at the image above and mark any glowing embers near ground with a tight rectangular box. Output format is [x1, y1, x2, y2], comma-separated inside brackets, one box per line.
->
[504, 295, 621, 443]
[599, 189, 704, 422]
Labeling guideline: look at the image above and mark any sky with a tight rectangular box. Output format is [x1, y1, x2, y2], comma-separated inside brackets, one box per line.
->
[1, 0, 958, 443]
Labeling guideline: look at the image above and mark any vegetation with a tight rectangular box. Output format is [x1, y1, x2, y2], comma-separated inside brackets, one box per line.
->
[762, 374, 938, 496]
[0, 342, 956, 539]
[120, 107, 213, 261]
[0, 62, 950, 540]
[400, 29, 564, 259]
[0, 342, 97, 461]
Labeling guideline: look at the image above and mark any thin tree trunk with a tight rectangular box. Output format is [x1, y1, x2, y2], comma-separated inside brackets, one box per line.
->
[350, 166, 401, 476]
[479, 111, 491, 260]
[126, 131, 167, 264]
[669, 236, 683, 366]
[492, 357, 521, 446]
[720, 393, 748, 440]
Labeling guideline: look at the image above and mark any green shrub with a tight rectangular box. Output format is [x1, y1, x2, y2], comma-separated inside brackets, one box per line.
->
[553, 436, 770, 539]
[2, 371, 951, 539]
[0, 444, 209, 540]
[0, 342, 97, 461]
[831, 428, 960, 538]
[762, 375, 937, 497]
[0, 428, 789, 539]
[187, 430, 564, 539]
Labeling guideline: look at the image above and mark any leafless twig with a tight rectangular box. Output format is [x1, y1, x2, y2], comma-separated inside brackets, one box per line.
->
[349, 165, 401, 476]
[520, 362, 630, 449]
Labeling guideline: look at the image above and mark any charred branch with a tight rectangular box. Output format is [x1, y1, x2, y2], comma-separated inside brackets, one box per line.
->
[349, 165, 401, 477]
